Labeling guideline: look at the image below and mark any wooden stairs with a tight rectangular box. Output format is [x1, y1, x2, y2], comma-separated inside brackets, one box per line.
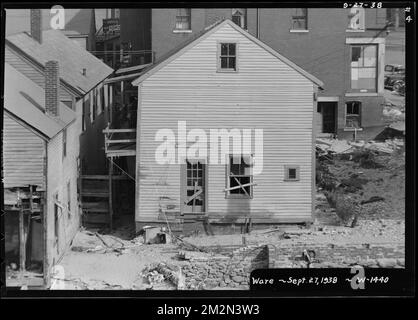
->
[80, 175, 111, 228]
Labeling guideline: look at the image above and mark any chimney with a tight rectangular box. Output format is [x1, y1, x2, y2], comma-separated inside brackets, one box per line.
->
[30, 9, 42, 43]
[45, 61, 59, 117]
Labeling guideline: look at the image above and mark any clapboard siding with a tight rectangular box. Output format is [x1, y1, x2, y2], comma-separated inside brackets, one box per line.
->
[136, 23, 315, 222]
[5, 46, 73, 102]
[3, 113, 46, 188]
[45, 103, 82, 270]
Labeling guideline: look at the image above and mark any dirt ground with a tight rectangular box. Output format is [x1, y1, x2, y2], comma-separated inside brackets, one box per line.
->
[56, 120, 405, 290]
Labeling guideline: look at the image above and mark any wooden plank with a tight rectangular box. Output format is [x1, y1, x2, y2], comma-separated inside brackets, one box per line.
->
[81, 191, 109, 197]
[105, 150, 136, 157]
[184, 187, 202, 205]
[83, 213, 110, 224]
[82, 202, 109, 209]
[103, 128, 137, 133]
[106, 139, 136, 144]
[224, 182, 257, 192]
[81, 175, 129, 180]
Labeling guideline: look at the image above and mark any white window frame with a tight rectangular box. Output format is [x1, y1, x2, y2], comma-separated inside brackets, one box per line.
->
[344, 101, 362, 129]
[290, 8, 308, 31]
[174, 8, 191, 32]
[217, 42, 239, 73]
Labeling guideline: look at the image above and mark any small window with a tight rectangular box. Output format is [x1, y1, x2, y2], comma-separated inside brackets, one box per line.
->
[175, 8, 191, 30]
[62, 128, 67, 158]
[284, 166, 300, 181]
[291, 8, 308, 30]
[67, 181, 71, 219]
[347, 7, 365, 30]
[232, 8, 247, 29]
[226, 155, 253, 198]
[345, 101, 362, 128]
[218, 43, 237, 72]
[62, 100, 73, 110]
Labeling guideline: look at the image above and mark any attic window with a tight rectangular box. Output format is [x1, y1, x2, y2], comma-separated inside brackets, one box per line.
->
[218, 43, 238, 72]
[284, 165, 300, 181]
[175, 8, 191, 31]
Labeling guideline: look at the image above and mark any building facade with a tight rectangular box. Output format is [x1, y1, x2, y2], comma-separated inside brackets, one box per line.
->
[119, 8, 388, 139]
[4, 9, 113, 288]
[131, 20, 323, 230]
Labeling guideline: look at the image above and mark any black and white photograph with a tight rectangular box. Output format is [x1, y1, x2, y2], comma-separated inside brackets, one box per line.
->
[0, 3, 414, 297]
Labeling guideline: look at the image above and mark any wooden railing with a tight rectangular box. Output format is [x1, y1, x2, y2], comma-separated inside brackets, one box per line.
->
[103, 125, 136, 157]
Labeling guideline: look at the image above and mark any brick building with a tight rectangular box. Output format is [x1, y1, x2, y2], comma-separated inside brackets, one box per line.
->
[117, 8, 389, 139]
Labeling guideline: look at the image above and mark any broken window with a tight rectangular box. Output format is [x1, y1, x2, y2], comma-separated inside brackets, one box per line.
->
[284, 165, 300, 181]
[291, 8, 308, 30]
[345, 101, 362, 128]
[226, 155, 253, 198]
[232, 8, 247, 29]
[175, 8, 191, 30]
[351, 45, 377, 91]
[218, 43, 237, 71]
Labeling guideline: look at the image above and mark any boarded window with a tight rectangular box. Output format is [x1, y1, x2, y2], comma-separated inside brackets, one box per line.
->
[291, 8, 308, 30]
[175, 8, 191, 30]
[284, 165, 300, 181]
[226, 155, 253, 198]
[345, 101, 362, 128]
[232, 8, 247, 29]
[218, 43, 237, 71]
[351, 45, 377, 91]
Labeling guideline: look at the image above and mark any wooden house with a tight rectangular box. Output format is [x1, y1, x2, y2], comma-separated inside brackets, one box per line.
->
[3, 9, 113, 288]
[127, 20, 323, 232]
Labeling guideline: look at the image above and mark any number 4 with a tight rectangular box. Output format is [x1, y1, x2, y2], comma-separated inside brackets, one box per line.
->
[406, 16, 413, 23]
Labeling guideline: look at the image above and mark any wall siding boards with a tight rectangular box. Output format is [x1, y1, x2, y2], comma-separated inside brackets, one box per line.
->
[3, 113, 46, 189]
[137, 23, 315, 223]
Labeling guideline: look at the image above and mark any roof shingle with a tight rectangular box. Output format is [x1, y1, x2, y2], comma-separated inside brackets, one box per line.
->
[6, 29, 113, 95]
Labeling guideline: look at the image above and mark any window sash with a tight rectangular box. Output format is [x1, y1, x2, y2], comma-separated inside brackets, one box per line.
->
[351, 45, 377, 90]
[292, 9, 307, 30]
[345, 102, 362, 128]
[176, 9, 191, 30]
[219, 43, 237, 70]
[226, 155, 253, 198]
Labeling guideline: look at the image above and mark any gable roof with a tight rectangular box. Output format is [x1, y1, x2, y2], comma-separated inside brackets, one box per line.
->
[132, 19, 323, 88]
[4, 63, 76, 139]
[6, 29, 113, 95]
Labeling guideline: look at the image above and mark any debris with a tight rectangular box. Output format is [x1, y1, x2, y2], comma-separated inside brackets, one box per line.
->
[361, 196, 385, 205]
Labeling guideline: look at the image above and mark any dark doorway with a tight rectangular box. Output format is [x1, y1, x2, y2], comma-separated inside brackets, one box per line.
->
[318, 102, 337, 134]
